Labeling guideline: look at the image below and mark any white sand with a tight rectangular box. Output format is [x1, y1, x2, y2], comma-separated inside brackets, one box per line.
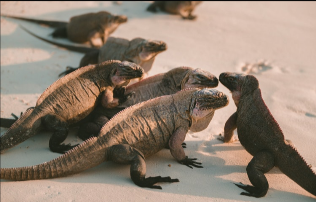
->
[1, 1, 316, 201]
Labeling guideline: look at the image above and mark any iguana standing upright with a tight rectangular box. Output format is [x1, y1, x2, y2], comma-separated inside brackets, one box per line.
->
[1, 11, 128, 47]
[218, 72, 316, 197]
[147, 1, 202, 20]
[20, 26, 167, 77]
[77, 67, 219, 140]
[1, 88, 229, 189]
[0, 60, 144, 154]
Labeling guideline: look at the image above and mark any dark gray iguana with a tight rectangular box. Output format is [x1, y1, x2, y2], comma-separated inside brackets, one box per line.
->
[0, 88, 229, 189]
[1, 11, 128, 47]
[218, 72, 316, 197]
[147, 1, 202, 20]
[20, 26, 167, 77]
[0, 60, 144, 154]
[77, 66, 219, 140]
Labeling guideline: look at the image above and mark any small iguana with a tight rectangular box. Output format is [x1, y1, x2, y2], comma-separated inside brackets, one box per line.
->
[20, 26, 167, 77]
[0, 60, 144, 154]
[1, 11, 128, 47]
[218, 72, 316, 197]
[147, 1, 202, 20]
[0, 88, 229, 189]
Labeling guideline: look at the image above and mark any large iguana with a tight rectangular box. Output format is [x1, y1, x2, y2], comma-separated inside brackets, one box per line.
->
[77, 67, 219, 140]
[218, 72, 316, 197]
[20, 26, 167, 77]
[1, 11, 128, 47]
[147, 1, 202, 20]
[0, 60, 144, 154]
[0, 88, 229, 189]
[1, 67, 219, 142]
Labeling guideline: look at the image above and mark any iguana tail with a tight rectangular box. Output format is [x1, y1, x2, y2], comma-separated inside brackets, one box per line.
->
[20, 25, 97, 53]
[0, 108, 43, 153]
[1, 14, 68, 28]
[1, 137, 107, 180]
[276, 144, 316, 196]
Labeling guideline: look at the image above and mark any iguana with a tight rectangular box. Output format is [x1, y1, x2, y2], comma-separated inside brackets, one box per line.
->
[1, 11, 128, 47]
[0, 88, 229, 189]
[0, 60, 144, 154]
[1, 67, 219, 142]
[77, 67, 219, 140]
[147, 1, 202, 20]
[20, 26, 167, 77]
[218, 72, 316, 197]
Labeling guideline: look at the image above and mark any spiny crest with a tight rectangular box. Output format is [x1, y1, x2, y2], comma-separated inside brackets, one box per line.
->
[36, 63, 97, 106]
[288, 144, 316, 175]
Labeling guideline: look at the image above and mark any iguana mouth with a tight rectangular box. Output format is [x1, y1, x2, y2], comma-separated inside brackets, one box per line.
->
[114, 15, 128, 23]
[144, 41, 167, 52]
[193, 76, 218, 88]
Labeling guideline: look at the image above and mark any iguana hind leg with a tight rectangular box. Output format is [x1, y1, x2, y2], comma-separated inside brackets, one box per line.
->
[43, 114, 78, 154]
[109, 144, 179, 189]
[77, 115, 109, 141]
[236, 151, 274, 198]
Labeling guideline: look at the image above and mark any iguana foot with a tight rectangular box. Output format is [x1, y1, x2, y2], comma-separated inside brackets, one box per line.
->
[59, 66, 77, 77]
[50, 143, 79, 154]
[179, 156, 203, 169]
[234, 182, 266, 198]
[182, 15, 197, 20]
[134, 176, 179, 189]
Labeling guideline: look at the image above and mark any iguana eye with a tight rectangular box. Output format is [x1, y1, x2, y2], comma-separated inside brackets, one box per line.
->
[228, 77, 234, 82]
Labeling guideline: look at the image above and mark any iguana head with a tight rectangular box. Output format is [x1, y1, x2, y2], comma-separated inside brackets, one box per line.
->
[113, 15, 128, 24]
[189, 88, 229, 131]
[219, 72, 259, 106]
[111, 61, 144, 86]
[139, 40, 167, 61]
[182, 68, 218, 90]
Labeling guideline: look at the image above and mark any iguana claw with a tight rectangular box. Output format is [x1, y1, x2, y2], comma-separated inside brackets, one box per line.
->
[179, 156, 203, 169]
[234, 182, 265, 198]
[137, 176, 179, 189]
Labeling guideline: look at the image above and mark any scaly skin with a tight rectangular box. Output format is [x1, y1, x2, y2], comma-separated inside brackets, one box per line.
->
[0, 88, 229, 189]
[1, 67, 219, 141]
[147, 1, 202, 20]
[0, 60, 143, 154]
[219, 72, 316, 198]
[19, 26, 167, 77]
[1, 11, 127, 47]
[77, 67, 219, 140]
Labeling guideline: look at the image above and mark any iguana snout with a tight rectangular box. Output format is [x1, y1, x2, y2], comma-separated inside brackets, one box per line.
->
[192, 89, 229, 112]
[139, 40, 167, 61]
[115, 61, 144, 80]
[184, 68, 219, 89]
[219, 72, 246, 92]
[113, 15, 128, 24]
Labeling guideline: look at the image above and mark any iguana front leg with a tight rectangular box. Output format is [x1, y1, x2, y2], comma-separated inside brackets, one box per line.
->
[235, 151, 274, 197]
[109, 144, 179, 189]
[101, 88, 120, 108]
[218, 112, 238, 143]
[169, 127, 203, 169]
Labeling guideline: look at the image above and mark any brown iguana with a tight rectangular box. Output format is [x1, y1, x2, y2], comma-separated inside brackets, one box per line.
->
[1, 67, 219, 142]
[147, 1, 202, 20]
[1, 11, 128, 47]
[20, 26, 167, 77]
[77, 67, 219, 140]
[0, 60, 144, 154]
[0, 88, 229, 189]
[218, 72, 316, 197]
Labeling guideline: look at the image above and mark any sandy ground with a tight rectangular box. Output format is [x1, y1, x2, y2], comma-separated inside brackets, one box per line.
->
[1, 1, 316, 201]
